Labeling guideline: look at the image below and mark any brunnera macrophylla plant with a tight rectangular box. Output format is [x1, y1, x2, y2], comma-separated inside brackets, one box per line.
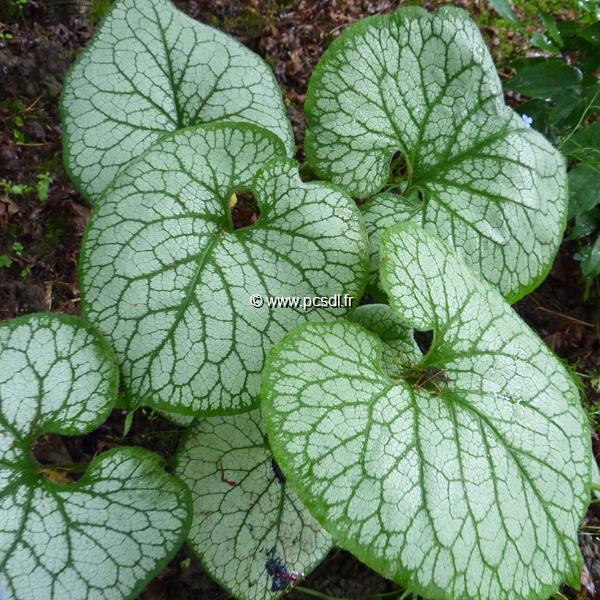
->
[0, 313, 192, 600]
[16, 1, 587, 599]
[305, 6, 568, 302]
[261, 225, 593, 600]
[61, 0, 294, 204]
[79, 123, 368, 416]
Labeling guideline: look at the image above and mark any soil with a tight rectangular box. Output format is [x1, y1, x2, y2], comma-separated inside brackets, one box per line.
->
[0, 1, 599, 599]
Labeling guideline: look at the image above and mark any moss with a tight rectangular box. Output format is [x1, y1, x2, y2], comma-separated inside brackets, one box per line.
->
[88, 0, 113, 25]
[514, 0, 581, 24]
[41, 213, 67, 251]
[479, 0, 583, 64]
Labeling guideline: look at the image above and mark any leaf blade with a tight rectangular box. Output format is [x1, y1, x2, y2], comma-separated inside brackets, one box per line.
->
[80, 123, 368, 415]
[61, 0, 294, 203]
[175, 409, 332, 600]
[262, 225, 590, 600]
[305, 8, 568, 301]
[488, 0, 522, 27]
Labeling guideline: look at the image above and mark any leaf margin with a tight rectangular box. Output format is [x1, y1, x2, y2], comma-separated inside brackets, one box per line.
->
[77, 120, 370, 416]
[173, 409, 334, 600]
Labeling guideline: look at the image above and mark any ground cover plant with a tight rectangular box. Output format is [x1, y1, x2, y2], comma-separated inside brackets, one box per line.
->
[0, 0, 599, 599]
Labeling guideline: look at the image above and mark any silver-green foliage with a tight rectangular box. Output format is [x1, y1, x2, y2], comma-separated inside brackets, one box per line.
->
[305, 7, 567, 301]
[175, 409, 332, 600]
[80, 123, 368, 416]
[61, 0, 294, 203]
[262, 224, 590, 600]
[57, 3, 587, 599]
[0, 313, 191, 600]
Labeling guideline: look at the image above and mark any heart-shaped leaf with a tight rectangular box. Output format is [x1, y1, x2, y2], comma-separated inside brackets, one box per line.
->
[305, 7, 567, 301]
[80, 123, 368, 415]
[61, 0, 294, 203]
[175, 409, 332, 600]
[0, 313, 191, 600]
[261, 224, 591, 600]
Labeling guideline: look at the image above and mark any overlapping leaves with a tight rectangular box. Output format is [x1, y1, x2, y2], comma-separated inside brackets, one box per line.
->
[0, 313, 191, 600]
[348, 303, 421, 377]
[175, 410, 332, 600]
[61, 0, 294, 203]
[54, 3, 594, 599]
[262, 224, 591, 600]
[305, 6, 567, 300]
[81, 123, 368, 416]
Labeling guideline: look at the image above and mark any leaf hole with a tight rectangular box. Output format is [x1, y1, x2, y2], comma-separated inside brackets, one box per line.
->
[31, 434, 87, 483]
[388, 150, 408, 182]
[229, 191, 260, 230]
[414, 330, 433, 354]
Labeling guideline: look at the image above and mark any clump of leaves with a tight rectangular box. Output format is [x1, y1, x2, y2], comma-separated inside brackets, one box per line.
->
[506, 10, 600, 288]
[4, 2, 588, 600]
[0, 313, 191, 600]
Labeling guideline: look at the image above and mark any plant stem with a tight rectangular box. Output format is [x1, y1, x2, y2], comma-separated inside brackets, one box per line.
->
[294, 587, 350, 600]
[559, 88, 600, 150]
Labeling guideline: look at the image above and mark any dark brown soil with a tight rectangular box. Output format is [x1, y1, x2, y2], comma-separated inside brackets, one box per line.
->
[1, 1, 599, 599]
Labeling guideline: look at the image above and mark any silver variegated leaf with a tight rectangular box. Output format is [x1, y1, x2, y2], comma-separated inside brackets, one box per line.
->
[80, 123, 368, 415]
[262, 224, 591, 600]
[305, 7, 567, 301]
[175, 409, 332, 600]
[62, 0, 294, 202]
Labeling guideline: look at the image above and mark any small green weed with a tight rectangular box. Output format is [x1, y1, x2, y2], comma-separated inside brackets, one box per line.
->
[36, 172, 52, 202]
